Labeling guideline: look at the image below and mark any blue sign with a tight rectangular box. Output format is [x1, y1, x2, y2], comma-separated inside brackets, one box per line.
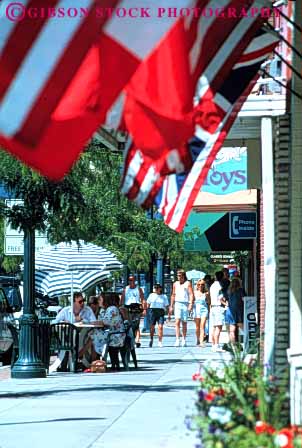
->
[229, 212, 257, 239]
[202, 147, 247, 195]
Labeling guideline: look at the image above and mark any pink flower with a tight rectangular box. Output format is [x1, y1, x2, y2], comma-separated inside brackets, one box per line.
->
[192, 373, 204, 382]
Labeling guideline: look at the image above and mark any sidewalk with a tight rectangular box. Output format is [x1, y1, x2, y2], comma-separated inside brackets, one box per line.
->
[0, 322, 231, 448]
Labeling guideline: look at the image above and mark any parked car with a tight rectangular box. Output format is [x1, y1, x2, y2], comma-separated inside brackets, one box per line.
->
[0, 287, 15, 365]
[0, 276, 22, 313]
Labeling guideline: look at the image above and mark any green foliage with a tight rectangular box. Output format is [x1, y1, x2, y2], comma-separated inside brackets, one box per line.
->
[0, 141, 185, 272]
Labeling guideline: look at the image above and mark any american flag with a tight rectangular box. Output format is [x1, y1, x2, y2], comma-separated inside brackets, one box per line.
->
[155, 28, 279, 232]
[121, 0, 277, 207]
[0, 0, 277, 183]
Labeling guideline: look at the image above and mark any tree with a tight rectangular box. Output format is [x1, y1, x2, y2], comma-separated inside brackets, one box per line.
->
[0, 141, 185, 273]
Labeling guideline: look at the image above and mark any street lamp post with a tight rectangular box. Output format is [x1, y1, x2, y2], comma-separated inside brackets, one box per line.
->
[11, 227, 46, 378]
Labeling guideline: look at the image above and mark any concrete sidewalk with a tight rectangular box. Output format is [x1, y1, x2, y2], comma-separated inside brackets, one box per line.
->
[0, 322, 231, 448]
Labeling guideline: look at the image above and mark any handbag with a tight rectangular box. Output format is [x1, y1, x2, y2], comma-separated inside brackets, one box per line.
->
[90, 359, 107, 373]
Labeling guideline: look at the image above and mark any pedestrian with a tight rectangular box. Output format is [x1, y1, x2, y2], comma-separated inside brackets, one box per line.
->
[170, 269, 194, 347]
[225, 277, 245, 343]
[121, 275, 146, 347]
[220, 268, 230, 300]
[193, 279, 210, 347]
[209, 271, 228, 352]
[147, 284, 169, 348]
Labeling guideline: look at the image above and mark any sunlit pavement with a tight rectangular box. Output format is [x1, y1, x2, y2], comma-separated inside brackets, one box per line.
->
[0, 320, 231, 448]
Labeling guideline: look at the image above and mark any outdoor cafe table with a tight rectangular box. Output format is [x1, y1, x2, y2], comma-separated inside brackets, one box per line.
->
[49, 321, 104, 373]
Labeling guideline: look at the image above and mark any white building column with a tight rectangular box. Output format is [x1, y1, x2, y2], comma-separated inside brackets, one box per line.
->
[261, 117, 276, 369]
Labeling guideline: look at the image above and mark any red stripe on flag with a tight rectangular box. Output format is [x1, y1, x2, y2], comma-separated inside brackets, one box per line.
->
[238, 43, 280, 63]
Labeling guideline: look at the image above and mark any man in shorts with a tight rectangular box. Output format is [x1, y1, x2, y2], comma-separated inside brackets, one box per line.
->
[170, 269, 194, 347]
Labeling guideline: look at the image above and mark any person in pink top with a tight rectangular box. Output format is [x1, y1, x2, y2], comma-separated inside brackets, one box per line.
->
[170, 269, 194, 347]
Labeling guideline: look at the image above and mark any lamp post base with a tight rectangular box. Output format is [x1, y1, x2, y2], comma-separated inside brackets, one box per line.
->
[11, 363, 46, 379]
[11, 314, 46, 379]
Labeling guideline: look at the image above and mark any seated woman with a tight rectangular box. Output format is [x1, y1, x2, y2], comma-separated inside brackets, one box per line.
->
[91, 292, 126, 371]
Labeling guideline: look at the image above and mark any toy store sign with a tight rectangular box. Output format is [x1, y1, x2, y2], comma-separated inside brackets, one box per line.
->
[201, 147, 247, 195]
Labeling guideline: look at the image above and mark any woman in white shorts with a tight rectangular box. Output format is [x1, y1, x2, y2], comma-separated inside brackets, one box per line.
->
[193, 279, 209, 347]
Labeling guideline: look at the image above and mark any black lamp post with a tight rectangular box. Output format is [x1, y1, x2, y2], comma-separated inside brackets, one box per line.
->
[11, 227, 46, 378]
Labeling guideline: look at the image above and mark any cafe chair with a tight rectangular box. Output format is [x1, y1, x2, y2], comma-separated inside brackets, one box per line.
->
[50, 322, 80, 373]
[101, 321, 138, 371]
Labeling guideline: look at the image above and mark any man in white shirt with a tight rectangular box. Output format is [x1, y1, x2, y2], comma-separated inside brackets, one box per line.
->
[54, 292, 96, 324]
[209, 271, 227, 352]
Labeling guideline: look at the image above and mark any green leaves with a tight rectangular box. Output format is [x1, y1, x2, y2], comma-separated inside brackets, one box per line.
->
[0, 140, 186, 272]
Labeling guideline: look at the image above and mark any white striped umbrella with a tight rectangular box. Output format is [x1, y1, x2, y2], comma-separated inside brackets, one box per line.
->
[35, 241, 123, 272]
[35, 269, 111, 298]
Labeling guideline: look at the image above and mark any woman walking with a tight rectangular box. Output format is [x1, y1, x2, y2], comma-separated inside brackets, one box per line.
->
[193, 279, 209, 347]
[147, 284, 169, 348]
[225, 278, 245, 343]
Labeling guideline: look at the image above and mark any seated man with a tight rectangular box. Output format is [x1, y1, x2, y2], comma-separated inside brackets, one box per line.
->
[53, 292, 96, 370]
[54, 292, 96, 324]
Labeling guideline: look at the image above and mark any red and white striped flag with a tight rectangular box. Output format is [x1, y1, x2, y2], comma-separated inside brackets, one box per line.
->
[0, 0, 199, 178]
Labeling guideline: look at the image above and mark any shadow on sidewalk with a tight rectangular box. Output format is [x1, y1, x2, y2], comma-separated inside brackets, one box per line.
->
[0, 383, 196, 399]
[0, 417, 105, 427]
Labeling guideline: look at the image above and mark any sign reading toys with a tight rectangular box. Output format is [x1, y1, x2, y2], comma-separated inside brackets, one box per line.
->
[201, 147, 247, 195]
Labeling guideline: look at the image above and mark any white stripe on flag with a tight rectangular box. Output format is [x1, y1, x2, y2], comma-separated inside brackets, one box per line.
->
[243, 32, 279, 56]
[197, 0, 268, 99]
[121, 150, 143, 195]
[214, 92, 232, 113]
[104, 0, 193, 60]
[135, 165, 159, 205]
[161, 175, 179, 217]
[0, 0, 94, 137]
[0, 0, 31, 53]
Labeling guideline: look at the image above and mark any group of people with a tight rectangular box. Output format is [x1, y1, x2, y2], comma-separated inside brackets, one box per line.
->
[53, 267, 246, 369]
[54, 291, 128, 371]
[169, 268, 245, 352]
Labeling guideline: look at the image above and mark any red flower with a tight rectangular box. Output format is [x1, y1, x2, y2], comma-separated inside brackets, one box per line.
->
[204, 392, 216, 402]
[275, 428, 294, 448]
[255, 421, 275, 435]
[215, 388, 225, 396]
[254, 399, 260, 407]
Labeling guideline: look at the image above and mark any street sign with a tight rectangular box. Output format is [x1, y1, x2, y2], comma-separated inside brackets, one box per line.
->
[229, 212, 257, 239]
[4, 199, 50, 255]
[209, 252, 234, 264]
